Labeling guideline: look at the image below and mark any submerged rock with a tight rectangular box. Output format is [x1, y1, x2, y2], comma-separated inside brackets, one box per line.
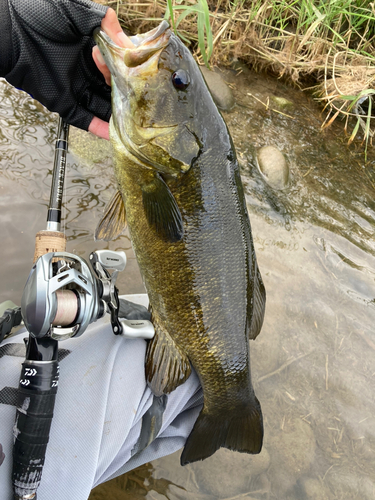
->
[256, 145, 289, 190]
[270, 95, 294, 110]
[200, 66, 235, 111]
[297, 476, 331, 500]
[189, 447, 270, 498]
[269, 417, 316, 495]
[252, 311, 282, 376]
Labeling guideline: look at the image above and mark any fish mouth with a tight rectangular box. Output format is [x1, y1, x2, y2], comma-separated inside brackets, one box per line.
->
[95, 21, 185, 172]
[94, 20, 171, 74]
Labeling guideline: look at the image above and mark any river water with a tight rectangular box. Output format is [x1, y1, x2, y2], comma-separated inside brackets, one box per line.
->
[1, 64, 375, 500]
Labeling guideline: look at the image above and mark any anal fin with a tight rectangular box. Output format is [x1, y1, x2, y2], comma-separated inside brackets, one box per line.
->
[95, 190, 127, 241]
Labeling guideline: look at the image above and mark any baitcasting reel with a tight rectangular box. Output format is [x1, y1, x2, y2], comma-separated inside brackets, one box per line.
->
[21, 249, 154, 341]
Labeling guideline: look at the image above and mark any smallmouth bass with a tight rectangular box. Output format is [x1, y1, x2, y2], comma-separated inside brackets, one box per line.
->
[94, 21, 266, 465]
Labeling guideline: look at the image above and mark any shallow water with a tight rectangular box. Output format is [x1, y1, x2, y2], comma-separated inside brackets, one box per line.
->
[1, 66, 375, 500]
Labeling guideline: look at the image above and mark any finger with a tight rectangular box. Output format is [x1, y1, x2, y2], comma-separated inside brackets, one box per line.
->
[88, 116, 110, 141]
[102, 8, 135, 48]
[92, 45, 111, 86]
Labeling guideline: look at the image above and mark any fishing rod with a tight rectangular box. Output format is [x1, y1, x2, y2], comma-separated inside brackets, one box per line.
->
[33, 118, 69, 261]
[12, 117, 69, 500]
[12, 117, 154, 500]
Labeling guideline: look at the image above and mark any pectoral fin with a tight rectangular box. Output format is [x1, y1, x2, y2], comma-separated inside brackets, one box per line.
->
[145, 310, 191, 396]
[142, 173, 184, 242]
[95, 190, 127, 241]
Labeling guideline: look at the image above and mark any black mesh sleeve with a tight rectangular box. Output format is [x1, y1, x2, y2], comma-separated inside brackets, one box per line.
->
[0, 0, 13, 75]
[1, 0, 111, 131]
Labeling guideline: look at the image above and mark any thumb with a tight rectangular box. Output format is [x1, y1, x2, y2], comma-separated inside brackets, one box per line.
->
[102, 8, 134, 48]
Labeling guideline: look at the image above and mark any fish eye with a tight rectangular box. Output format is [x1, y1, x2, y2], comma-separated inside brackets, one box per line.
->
[172, 69, 190, 90]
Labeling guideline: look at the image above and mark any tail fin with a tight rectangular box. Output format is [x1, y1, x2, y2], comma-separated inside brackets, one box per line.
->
[180, 398, 263, 465]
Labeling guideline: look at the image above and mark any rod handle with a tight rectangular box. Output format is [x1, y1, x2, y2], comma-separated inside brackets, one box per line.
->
[33, 230, 67, 263]
[12, 357, 59, 499]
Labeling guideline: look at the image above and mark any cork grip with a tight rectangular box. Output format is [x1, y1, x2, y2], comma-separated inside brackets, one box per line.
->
[33, 230, 67, 263]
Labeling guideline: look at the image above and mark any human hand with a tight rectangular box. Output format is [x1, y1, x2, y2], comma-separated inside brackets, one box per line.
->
[89, 8, 134, 140]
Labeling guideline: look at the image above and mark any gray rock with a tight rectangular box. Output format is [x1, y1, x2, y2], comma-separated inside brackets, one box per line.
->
[256, 145, 289, 190]
[189, 447, 270, 498]
[200, 66, 235, 111]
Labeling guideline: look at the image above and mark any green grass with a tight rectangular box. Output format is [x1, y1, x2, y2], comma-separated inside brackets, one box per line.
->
[111, 0, 375, 152]
[165, 0, 213, 67]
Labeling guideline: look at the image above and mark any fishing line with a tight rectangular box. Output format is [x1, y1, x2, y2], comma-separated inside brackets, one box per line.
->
[52, 290, 79, 326]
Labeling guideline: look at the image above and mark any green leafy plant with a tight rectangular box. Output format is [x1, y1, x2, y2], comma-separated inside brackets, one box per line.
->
[111, 0, 375, 154]
[165, 0, 213, 67]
